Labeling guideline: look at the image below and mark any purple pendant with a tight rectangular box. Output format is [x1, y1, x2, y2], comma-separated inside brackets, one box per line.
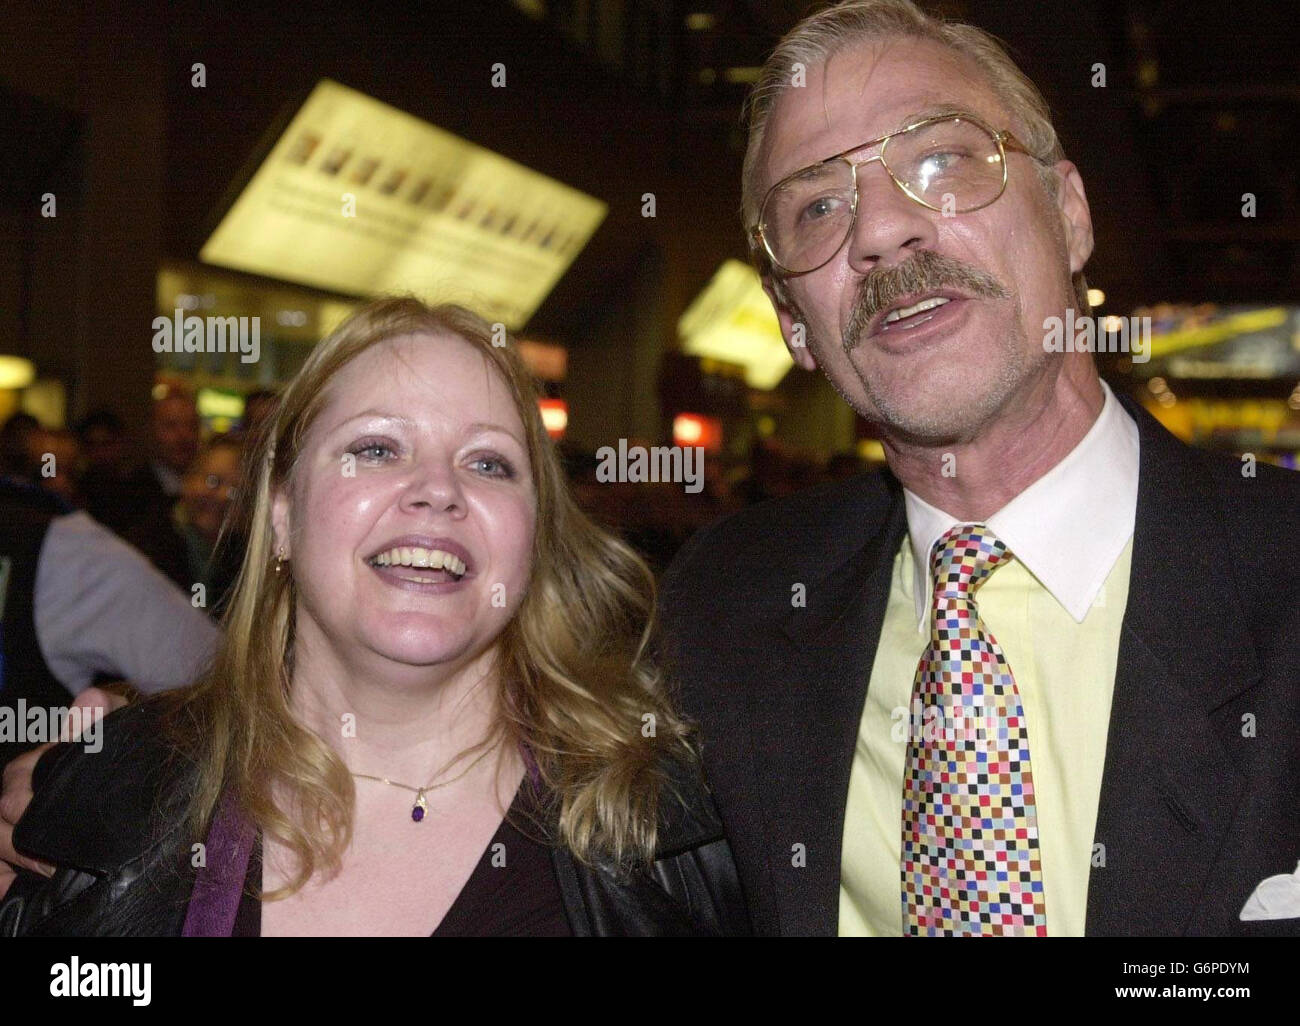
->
[412, 790, 428, 822]
[411, 804, 425, 822]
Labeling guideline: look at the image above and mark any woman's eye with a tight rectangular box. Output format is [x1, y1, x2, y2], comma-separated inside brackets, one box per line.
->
[348, 440, 397, 461]
[470, 455, 514, 478]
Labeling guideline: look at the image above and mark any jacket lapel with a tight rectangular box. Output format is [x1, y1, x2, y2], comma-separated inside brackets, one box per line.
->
[744, 481, 907, 935]
[1086, 399, 1260, 934]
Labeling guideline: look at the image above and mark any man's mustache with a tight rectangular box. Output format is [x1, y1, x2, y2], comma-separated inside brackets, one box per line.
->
[844, 251, 1012, 352]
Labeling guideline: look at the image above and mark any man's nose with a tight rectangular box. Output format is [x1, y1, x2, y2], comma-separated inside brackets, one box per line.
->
[843, 158, 939, 272]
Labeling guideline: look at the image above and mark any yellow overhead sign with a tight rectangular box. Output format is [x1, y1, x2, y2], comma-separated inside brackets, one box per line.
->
[678, 260, 793, 390]
[201, 80, 607, 330]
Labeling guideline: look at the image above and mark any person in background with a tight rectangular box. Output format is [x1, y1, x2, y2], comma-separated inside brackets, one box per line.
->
[170, 435, 245, 614]
[73, 409, 128, 478]
[0, 410, 41, 481]
[118, 434, 245, 616]
[0, 475, 219, 769]
[82, 388, 200, 541]
[31, 428, 82, 509]
[149, 387, 201, 499]
[0, 414, 76, 514]
[238, 389, 279, 447]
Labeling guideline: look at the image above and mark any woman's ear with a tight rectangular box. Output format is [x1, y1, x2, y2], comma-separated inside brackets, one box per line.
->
[270, 484, 291, 559]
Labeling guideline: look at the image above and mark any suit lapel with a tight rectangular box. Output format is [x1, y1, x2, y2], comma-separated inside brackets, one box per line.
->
[743, 482, 906, 935]
[1087, 399, 1260, 935]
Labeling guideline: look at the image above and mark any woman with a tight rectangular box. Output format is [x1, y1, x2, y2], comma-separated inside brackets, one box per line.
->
[0, 297, 749, 936]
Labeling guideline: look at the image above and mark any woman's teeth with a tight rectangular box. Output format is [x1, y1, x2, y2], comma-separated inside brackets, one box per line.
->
[370, 546, 467, 577]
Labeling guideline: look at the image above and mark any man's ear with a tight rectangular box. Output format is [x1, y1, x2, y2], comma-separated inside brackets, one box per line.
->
[270, 484, 291, 559]
[761, 275, 818, 372]
[1050, 160, 1095, 275]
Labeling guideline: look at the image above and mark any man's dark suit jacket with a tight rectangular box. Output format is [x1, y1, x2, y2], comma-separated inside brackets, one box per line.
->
[660, 395, 1300, 936]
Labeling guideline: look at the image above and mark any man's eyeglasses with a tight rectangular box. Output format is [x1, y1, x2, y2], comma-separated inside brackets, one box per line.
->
[751, 114, 1038, 276]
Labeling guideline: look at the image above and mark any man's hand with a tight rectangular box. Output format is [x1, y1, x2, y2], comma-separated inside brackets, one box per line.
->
[0, 687, 129, 898]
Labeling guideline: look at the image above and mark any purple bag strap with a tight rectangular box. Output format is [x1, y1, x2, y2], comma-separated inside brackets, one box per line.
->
[182, 790, 255, 937]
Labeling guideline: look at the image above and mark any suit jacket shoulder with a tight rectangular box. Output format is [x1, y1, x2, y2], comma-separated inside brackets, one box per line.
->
[1196, 445, 1300, 655]
[662, 470, 900, 603]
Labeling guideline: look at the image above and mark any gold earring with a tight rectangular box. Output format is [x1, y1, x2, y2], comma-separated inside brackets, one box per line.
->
[274, 547, 287, 574]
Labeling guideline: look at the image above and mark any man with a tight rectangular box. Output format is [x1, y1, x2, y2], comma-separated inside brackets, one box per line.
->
[0, 461, 220, 897]
[661, 0, 1300, 937]
[148, 388, 202, 500]
[73, 409, 129, 478]
[0, 476, 219, 762]
[82, 388, 200, 541]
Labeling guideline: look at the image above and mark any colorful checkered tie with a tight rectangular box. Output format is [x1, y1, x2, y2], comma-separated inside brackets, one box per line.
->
[900, 523, 1048, 936]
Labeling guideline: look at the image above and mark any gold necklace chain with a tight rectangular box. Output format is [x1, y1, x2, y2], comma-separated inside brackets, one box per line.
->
[351, 736, 503, 823]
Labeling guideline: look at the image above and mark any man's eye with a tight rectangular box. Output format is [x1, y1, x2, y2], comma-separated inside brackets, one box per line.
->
[919, 149, 971, 173]
[799, 194, 848, 224]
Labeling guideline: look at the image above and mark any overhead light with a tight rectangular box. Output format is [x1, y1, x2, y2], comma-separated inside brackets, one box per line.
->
[201, 80, 607, 330]
[197, 387, 245, 419]
[538, 398, 567, 439]
[672, 413, 722, 452]
[512, 0, 546, 19]
[685, 12, 716, 31]
[0, 355, 35, 390]
[678, 260, 794, 390]
[516, 339, 567, 382]
[1087, 288, 1105, 307]
[724, 67, 763, 84]
[1146, 307, 1287, 360]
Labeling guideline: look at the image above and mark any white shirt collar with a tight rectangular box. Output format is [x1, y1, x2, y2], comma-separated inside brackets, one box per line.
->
[904, 379, 1140, 628]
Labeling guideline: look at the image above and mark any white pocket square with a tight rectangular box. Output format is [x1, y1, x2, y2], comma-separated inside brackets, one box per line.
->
[1239, 861, 1300, 921]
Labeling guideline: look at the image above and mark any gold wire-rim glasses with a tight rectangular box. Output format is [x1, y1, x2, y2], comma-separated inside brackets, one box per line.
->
[751, 113, 1039, 276]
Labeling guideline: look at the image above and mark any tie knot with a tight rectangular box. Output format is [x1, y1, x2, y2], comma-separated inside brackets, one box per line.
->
[930, 523, 1011, 598]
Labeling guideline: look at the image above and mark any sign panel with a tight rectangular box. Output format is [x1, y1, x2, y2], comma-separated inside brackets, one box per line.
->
[201, 80, 607, 330]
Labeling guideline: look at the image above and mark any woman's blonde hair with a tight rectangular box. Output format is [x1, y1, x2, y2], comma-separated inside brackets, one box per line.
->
[160, 296, 694, 898]
[741, 0, 1090, 316]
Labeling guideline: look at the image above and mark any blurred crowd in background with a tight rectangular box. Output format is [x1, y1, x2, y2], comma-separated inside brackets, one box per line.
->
[0, 392, 875, 599]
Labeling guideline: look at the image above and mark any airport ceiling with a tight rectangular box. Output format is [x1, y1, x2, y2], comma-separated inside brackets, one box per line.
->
[8, 1, 1293, 336]
[151, 0, 1300, 332]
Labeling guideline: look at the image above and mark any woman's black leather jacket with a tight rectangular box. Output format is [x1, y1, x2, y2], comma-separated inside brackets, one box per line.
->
[0, 703, 751, 937]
